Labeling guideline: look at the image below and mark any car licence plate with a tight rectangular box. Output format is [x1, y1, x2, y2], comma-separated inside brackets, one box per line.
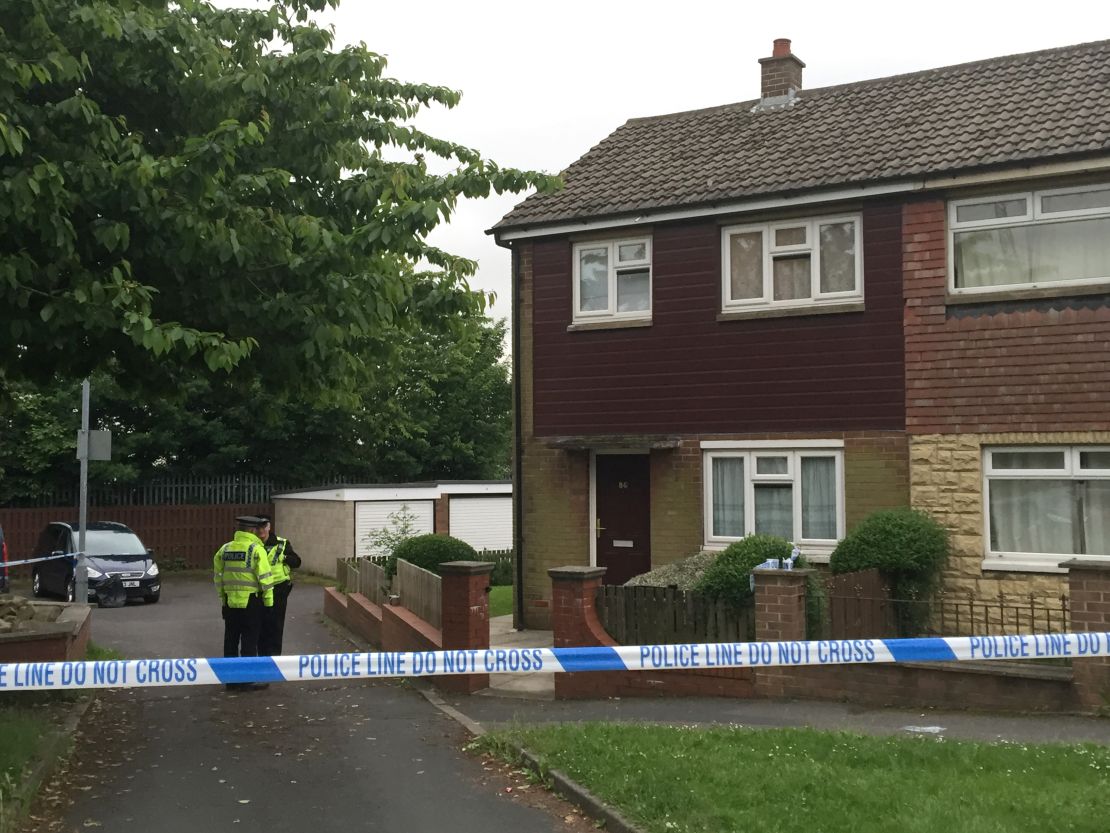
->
[123, 580, 140, 588]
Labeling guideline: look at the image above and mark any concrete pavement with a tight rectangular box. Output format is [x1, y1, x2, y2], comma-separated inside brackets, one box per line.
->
[22, 575, 591, 833]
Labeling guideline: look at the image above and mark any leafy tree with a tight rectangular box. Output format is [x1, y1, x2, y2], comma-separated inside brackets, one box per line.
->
[0, 0, 555, 394]
[0, 312, 512, 503]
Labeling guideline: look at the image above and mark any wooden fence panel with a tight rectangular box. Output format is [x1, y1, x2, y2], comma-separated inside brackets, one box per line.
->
[594, 585, 753, 646]
[0, 503, 273, 571]
[395, 559, 442, 630]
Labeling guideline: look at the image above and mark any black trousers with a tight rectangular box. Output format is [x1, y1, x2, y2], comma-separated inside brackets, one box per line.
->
[223, 595, 263, 658]
[260, 582, 292, 656]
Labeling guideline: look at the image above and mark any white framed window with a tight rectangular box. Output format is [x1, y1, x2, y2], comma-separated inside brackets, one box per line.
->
[702, 445, 845, 551]
[572, 237, 652, 322]
[983, 446, 1110, 571]
[720, 215, 862, 311]
[950, 183, 1110, 295]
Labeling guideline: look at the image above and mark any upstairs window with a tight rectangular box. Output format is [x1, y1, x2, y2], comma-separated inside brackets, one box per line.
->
[572, 238, 652, 323]
[950, 184, 1110, 294]
[721, 215, 862, 311]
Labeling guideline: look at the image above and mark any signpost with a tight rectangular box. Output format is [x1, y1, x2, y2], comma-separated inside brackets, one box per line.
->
[75, 380, 111, 605]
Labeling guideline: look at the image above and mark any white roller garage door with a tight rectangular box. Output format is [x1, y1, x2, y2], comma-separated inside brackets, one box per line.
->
[448, 497, 512, 551]
[355, 500, 434, 557]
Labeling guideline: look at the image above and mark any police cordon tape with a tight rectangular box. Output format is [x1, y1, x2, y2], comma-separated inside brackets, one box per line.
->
[1, 552, 77, 569]
[3, 631, 1109, 691]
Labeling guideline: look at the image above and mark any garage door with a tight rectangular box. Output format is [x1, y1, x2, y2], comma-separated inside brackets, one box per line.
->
[355, 500, 434, 557]
[448, 497, 512, 552]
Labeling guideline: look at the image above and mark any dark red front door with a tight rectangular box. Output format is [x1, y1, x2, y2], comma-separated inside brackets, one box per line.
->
[595, 454, 651, 585]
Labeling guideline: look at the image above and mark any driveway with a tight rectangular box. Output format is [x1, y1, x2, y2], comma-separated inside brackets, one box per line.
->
[22, 574, 590, 833]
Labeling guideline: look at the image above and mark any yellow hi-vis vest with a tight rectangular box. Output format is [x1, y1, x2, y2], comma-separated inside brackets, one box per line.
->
[214, 530, 274, 609]
[268, 536, 291, 585]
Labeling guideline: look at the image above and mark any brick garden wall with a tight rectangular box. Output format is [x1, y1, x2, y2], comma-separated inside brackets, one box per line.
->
[550, 566, 1093, 713]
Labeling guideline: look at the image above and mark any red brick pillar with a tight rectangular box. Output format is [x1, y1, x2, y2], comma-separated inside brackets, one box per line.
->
[753, 567, 811, 699]
[1063, 559, 1110, 712]
[550, 566, 625, 699]
[437, 561, 494, 694]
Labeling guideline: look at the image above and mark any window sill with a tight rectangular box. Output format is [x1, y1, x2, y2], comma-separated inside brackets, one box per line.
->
[567, 318, 652, 332]
[702, 544, 834, 563]
[947, 283, 1110, 306]
[717, 300, 865, 322]
[980, 556, 1071, 574]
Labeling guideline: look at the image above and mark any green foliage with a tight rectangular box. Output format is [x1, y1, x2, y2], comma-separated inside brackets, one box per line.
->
[480, 723, 1110, 833]
[0, 0, 558, 394]
[0, 314, 511, 503]
[393, 533, 477, 576]
[484, 555, 513, 587]
[830, 508, 949, 598]
[366, 504, 420, 578]
[625, 551, 717, 591]
[694, 535, 793, 606]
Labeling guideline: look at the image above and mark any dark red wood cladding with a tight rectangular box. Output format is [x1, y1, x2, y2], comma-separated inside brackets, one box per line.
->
[530, 203, 905, 436]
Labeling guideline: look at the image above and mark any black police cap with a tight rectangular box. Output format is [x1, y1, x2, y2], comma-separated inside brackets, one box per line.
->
[236, 515, 270, 526]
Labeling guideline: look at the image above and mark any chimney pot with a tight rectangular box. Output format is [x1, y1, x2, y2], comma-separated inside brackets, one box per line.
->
[758, 38, 804, 101]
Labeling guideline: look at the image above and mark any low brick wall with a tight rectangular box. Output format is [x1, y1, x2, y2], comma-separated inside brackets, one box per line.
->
[0, 602, 91, 664]
[550, 563, 1107, 714]
[322, 561, 494, 695]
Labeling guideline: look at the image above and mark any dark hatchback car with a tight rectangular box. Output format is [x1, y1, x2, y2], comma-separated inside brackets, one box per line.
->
[31, 522, 161, 605]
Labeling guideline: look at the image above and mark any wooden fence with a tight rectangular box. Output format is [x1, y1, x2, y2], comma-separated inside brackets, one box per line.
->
[341, 557, 391, 607]
[395, 559, 442, 630]
[0, 503, 273, 571]
[595, 585, 754, 645]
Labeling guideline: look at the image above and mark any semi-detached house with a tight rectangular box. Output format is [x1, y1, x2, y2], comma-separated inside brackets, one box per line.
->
[491, 39, 1110, 630]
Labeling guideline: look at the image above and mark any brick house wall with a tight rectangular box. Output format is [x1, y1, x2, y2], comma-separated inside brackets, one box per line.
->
[903, 194, 1110, 607]
[903, 197, 1110, 436]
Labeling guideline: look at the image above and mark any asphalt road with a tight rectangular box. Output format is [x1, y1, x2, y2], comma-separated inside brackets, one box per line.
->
[25, 574, 583, 833]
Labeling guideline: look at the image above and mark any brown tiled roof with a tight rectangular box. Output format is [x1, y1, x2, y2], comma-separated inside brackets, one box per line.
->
[495, 40, 1110, 232]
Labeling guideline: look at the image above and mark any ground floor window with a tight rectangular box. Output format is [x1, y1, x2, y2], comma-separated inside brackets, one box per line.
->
[985, 446, 1110, 566]
[702, 444, 844, 550]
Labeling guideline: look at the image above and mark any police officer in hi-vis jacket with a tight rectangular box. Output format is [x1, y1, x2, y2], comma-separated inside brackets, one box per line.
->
[259, 515, 301, 656]
[214, 515, 274, 690]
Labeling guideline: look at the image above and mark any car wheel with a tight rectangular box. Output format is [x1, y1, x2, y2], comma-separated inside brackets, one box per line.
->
[65, 575, 75, 603]
[144, 592, 160, 604]
[32, 569, 44, 598]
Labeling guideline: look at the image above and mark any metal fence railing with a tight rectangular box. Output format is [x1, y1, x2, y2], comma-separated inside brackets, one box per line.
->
[825, 570, 1070, 641]
[8, 475, 348, 508]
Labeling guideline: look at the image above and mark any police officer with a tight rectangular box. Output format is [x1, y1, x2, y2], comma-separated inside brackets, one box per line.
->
[214, 515, 275, 690]
[259, 515, 301, 656]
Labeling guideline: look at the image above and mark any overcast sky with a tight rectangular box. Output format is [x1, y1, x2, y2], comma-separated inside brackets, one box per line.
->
[301, 1, 1102, 327]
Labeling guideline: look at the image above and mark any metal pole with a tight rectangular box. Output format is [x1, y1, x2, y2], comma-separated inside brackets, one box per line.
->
[76, 379, 89, 605]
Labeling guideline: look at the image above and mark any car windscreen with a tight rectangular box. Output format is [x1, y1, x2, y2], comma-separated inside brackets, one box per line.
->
[82, 531, 147, 556]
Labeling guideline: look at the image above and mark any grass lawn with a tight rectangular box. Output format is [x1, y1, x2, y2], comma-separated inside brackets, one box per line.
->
[488, 585, 513, 618]
[480, 723, 1110, 833]
[0, 706, 50, 801]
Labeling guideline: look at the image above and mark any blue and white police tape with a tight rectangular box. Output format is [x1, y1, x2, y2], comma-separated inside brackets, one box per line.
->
[3, 631, 1108, 692]
[1, 552, 76, 569]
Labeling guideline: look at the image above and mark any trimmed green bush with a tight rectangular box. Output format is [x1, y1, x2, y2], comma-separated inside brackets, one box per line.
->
[694, 535, 793, 606]
[392, 534, 478, 576]
[487, 556, 513, 587]
[829, 507, 949, 599]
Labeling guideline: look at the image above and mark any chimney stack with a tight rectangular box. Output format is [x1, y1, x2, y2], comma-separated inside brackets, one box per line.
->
[759, 38, 805, 100]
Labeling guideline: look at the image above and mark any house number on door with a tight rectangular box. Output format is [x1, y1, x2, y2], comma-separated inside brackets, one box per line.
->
[618, 481, 629, 489]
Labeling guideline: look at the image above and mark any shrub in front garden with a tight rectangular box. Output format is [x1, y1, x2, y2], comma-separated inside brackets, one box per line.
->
[694, 535, 793, 606]
[393, 534, 478, 576]
[829, 507, 948, 598]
